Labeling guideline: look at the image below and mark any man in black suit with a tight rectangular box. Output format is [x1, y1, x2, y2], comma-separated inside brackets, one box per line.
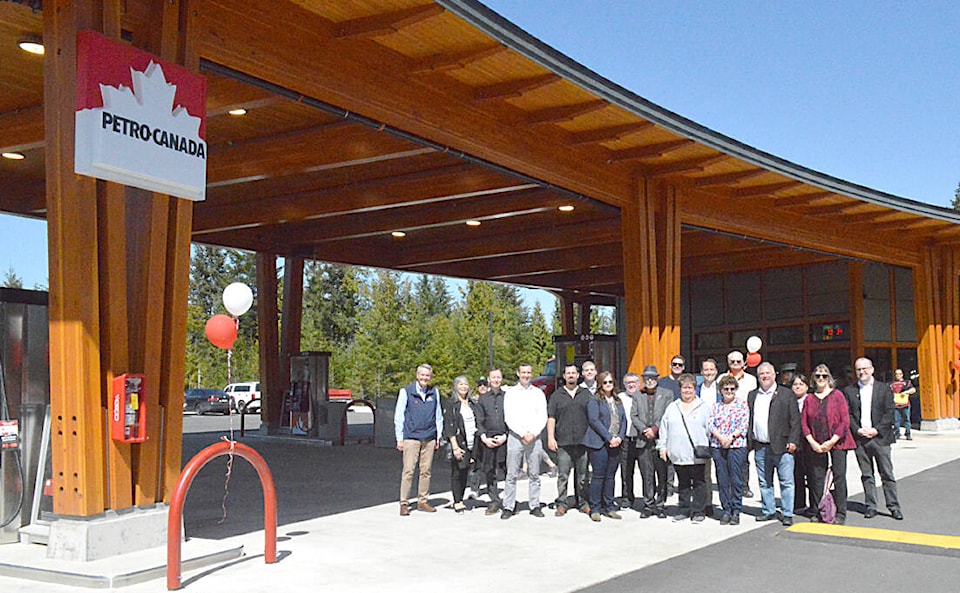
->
[748, 362, 802, 526]
[845, 357, 903, 520]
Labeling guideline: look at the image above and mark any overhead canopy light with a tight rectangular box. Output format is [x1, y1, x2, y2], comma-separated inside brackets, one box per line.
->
[18, 36, 44, 55]
[391, 231, 406, 238]
[2, 152, 26, 160]
[228, 108, 247, 116]
[558, 205, 575, 212]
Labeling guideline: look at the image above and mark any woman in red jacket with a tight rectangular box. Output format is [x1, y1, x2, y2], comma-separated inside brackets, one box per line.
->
[801, 364, 856, 524]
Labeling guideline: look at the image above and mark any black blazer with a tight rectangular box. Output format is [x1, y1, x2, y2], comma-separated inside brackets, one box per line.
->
[844, 381, 896, 446]
[747, 385, 801, 454]
[443, 397, 479, 469]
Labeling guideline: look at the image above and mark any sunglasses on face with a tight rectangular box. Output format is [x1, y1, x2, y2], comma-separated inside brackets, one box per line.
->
[721, 387, 737, 392]
[602, 380, 615, 385]
[671, 362, 684, 367]
[814, 374, 829, 379]
[729, 360, 743, 365]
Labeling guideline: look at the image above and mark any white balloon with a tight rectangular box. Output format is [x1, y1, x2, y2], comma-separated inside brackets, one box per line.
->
[746, 335, 762, 354]
[223, 282, 254, 316]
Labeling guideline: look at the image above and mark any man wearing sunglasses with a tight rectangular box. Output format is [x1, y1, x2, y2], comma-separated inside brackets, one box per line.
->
[844, 357, 903, 520]
[659, 355, 685, 400]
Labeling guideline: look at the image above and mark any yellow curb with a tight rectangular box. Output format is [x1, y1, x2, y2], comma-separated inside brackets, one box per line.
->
[787, 522, 960, 550]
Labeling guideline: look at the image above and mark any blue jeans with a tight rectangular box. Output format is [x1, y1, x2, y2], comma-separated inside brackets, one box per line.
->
[895, 406, 911, 437]
[712, 446, 746, 517]
[754, 444, 795, 517]
[588, 446, 621, 513]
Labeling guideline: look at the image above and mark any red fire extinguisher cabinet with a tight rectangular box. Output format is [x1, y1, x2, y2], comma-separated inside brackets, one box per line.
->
[111, 374, 147, 443]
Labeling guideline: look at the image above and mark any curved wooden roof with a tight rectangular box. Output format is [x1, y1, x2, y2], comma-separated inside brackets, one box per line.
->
[2, 0, 958, 299]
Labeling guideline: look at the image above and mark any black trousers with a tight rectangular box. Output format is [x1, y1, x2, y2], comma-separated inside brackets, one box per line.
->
[636, 445, 668, 510]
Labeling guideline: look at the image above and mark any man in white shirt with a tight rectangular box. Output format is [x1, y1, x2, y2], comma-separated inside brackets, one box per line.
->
[618, 372, 641, 509]
[502, 363, 548, 519]
[697, 358, 719, 516]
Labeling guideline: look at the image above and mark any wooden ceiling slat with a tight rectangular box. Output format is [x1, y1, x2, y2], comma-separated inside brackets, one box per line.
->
[569, 122, 654, 145]
[525, 100, 608, 125]
[771, 192, 836, 208]
[474, 73, 560, 102]
[194, 163, 526, 231]
[842, 210, 892, 224]
[694, 168, 767, 187]
[607, 139, 693, 163]
[734, 181, 803, 197]
[332, 4, 445, 39]
[0, 104, 43, 152]
[206, 121, 421, 185]
[407, 241, 622, 278]
[202, 187, 565, 245]
[496, 265, 623, 289]
[408, 44, 507, 73]
[391, 213, 621, 267]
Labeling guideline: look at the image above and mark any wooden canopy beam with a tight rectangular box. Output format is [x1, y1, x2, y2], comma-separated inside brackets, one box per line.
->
[526, 100, 608, 125]
[332, 4, 445, 39]
[607, 139, 693, 163]
[473, 73, 560, 102]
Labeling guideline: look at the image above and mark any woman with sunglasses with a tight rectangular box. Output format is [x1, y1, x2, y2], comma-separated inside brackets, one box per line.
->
[801, 364, 855, 524]
[707, 375, 749, 525]
[583, 371, 627, 521]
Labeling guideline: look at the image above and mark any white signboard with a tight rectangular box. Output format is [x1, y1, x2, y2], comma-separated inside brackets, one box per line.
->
[74, 31, 207, 201]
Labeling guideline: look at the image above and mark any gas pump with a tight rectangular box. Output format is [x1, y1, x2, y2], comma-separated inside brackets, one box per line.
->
[553, 334, 619, 377]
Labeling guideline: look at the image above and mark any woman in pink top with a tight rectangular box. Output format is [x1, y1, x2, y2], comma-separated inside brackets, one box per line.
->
[801, 364, 856, 524]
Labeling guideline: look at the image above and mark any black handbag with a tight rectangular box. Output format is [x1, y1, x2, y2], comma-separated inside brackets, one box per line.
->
[680, 407, 712, 459]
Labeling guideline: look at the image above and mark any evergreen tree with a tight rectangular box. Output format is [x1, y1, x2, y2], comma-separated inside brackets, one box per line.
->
[2, 267, 23, 288]
[953, 181, 960, 210]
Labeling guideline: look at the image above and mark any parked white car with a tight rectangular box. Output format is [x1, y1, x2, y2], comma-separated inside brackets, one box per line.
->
[224, 381, 261, 413]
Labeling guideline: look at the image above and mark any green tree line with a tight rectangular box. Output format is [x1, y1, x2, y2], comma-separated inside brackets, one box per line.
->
[185, 246, 569, 399]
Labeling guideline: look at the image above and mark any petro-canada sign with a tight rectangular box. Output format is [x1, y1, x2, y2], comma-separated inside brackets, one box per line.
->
[75, 31, 207, 201]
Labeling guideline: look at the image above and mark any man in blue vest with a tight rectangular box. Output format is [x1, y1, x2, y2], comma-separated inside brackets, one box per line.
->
[395, 363, 444, 516]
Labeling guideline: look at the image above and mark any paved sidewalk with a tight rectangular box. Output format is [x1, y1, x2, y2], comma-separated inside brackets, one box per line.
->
[0, 429, 957, 592]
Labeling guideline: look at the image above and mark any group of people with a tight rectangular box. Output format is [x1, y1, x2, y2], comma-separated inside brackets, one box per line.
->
[394, 354, 909, 526]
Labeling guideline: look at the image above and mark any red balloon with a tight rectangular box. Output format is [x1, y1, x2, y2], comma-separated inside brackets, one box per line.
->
[205, 314, 238, 350]
[745, 351, 761, 368]
[954, 359, 960, 372]
[955, 339, 960, 352]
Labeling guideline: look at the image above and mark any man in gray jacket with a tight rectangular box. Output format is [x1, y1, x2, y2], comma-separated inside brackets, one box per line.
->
[631, 366, 673, 518]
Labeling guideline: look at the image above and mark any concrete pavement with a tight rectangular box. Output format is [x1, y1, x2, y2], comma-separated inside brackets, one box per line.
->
[0, 428, 957, 592]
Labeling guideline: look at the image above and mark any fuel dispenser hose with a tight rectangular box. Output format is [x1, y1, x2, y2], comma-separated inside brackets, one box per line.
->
[0, 352, 25, 528]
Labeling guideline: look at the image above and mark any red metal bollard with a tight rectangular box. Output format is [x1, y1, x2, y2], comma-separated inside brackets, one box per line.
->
[167, 441, 277, 590]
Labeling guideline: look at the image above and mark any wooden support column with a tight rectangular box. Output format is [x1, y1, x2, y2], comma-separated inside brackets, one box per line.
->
[279, 257, 305, 403]
[45, 0, 197, 514]
[257, 254, 283, 432]
[621, 177, 681, 374]
[914, 246, 960, 427]
[558, 295, 575, 335]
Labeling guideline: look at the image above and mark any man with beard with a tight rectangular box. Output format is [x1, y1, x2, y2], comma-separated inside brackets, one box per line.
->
[547, 364, 592, 516]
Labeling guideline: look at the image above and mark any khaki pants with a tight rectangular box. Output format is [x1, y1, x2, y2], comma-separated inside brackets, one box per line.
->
[400, 439, 436, 504]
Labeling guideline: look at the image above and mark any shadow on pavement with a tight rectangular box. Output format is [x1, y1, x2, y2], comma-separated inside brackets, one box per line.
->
[180, 433, 451, 540]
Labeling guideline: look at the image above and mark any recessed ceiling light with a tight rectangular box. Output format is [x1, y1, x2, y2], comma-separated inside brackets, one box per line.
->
[465, 220, 481, 227]
[2, 152, 25, 160]
[558, 205, 575, 212]
[228, 108, 247, 116]
[18, 37, 44, 55]
[391, 231, 406, 238]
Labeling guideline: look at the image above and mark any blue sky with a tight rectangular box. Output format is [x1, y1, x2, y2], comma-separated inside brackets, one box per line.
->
[4, 1, 959, 314]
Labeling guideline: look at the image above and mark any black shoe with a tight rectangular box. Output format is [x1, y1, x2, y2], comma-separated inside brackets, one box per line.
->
[834, 516, 845, 525]
[730, 514, 740, 525]
[743, 488, 754, 498]
[891, 509, 904, 520]
[530, 507, 544, 518]
[656, 509, 667, 519]
[639, 508, 652, 519]
[485, 503, 500, 516]
[500, 509, 513, 520]
[781, 516, 793, 526]
[720, 513, 731, 525]
[756, 513, 778, 522]
[704, 505, 714, 517]
[864, 509, 877, 519]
